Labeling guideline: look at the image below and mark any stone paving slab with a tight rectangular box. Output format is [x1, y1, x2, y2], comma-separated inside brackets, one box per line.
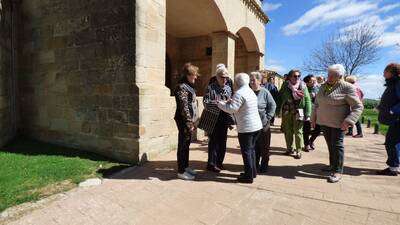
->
[4, 122, 400, 225]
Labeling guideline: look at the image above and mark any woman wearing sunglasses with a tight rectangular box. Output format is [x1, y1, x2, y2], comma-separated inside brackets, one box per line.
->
[277, 69, 312, 159]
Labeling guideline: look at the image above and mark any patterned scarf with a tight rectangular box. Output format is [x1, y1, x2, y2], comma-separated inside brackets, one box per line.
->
[288, 81, 304, 100]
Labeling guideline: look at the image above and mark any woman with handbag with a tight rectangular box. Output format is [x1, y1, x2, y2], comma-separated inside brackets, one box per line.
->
[199, 64, 234, 172]
[276, 69, 312, 159]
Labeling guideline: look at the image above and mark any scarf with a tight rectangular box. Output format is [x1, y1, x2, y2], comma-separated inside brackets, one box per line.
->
[288, 81, 304, 100]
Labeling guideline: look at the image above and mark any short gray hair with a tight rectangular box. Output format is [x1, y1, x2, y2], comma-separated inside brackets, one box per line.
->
[250, 71, 262, 81]
[328, 64, 346, 78]
[215, 63, 228, 77]
[235, 73, 250, 87]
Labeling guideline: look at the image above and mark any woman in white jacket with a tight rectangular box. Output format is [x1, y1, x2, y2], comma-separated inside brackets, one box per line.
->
[217, 73, 262, 183]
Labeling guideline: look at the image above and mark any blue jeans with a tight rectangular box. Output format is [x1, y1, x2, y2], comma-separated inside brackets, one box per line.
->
[321, 126, 345, 173]
[238, 130, 260, 179]
[385, 121, 400, 167]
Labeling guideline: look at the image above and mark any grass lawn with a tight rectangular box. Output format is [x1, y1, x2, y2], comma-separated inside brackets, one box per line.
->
[361, 108, 388, 135]
[0, 138, 130, 212]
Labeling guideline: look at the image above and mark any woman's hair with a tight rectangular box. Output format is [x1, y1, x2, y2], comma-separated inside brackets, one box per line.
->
[235, 73, 250, 87]
[303, 74, 315, 83]
[288, 69, 301, 78]
[384, 63, 400, 77]
[345, 75, 357, 84]
[328, 64, 346, 77]
[215, 63, 228, 77]
[250, 71, 262, 81]
[181, 62, 199, 78]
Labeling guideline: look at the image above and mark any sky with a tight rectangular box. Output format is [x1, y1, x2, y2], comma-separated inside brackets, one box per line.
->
[262, 0, 400, 99]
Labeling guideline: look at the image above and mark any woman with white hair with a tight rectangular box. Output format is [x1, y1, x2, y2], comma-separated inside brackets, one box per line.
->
[198, 64, 234, 172]
[250, 72, 276, 172]
[217, 73, 262, 183]
[312, 64, 364, 183]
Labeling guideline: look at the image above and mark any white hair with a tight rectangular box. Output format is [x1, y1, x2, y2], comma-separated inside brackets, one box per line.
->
[235, 73, 250, 87]
[328, 64, 346, 77]
[215, 63, 228, 77]
[250, 71, 262, 81]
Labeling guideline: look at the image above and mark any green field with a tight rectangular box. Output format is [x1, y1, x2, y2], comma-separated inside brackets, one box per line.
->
[361, 109, 388, 135]
[0, 138, 127, 212]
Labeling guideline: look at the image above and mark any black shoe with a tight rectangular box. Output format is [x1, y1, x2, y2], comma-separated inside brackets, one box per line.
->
[217, 164, 225, 170]
[376, 168, 398, 176]
[206, 165, 221, 173]
[310, 143, 315, 150]
[285, 149, 293, 156]
[345, 132, 353, 136]
[237, 175, 253, 183]
[240, 172, 256, 178]
[259, 166, 268, 173]
[294, 152, 302, 159]
[303, 145, 312, 152]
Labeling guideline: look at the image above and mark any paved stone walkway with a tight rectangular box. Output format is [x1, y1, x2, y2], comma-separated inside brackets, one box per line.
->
[4, 122, 400, 225]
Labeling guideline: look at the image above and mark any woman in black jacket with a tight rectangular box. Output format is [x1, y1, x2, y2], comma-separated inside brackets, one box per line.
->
[377, 63, 400, 176]
[174, 63, 200, 180]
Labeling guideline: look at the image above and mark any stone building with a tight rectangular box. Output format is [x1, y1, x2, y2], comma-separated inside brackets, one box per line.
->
[0, 0, 268, 163]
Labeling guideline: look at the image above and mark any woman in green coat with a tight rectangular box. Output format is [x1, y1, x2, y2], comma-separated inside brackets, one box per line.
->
[277, 69, 312, 159]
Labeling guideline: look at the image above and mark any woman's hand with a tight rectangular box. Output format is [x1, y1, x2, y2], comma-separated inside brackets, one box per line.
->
[340, 121, 351, 131]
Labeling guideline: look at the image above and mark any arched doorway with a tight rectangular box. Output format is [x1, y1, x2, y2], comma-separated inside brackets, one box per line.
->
[166, 0, 227, 96]
[235, 27, 263, 74]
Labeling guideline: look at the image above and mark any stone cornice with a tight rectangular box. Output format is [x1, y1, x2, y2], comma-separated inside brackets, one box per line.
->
[242, 0, 270, 24]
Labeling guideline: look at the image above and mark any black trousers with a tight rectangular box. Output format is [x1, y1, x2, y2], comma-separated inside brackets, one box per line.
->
[347, 120, 363, 135]
[255, 128, 271, 170]
[208, 119, 228, 168]
[303, 121, 321, 146]
[238, 130, 261, 179]
[176, 122, 192, 174]
[385, 121, 400, 167]
[321, 126, 344, 173]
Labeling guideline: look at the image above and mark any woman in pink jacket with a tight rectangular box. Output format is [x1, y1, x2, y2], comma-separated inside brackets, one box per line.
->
[345, 76, 364, 138]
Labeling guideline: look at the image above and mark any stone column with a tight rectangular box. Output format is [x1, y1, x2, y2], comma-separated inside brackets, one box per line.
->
[135, 0, 178, 162]
[247, 51, 263, 73]
[211, 32, 236, 78]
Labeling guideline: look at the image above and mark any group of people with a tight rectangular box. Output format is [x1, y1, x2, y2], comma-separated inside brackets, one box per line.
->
[173, 62, 400, 183]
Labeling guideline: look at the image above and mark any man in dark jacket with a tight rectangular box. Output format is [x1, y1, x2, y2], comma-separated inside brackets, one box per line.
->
[377, 63, 400, 176]
[263, 76, 278, 125]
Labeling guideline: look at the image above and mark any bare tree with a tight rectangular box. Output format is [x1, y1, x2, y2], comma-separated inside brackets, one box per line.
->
[304, 24, 381, 75]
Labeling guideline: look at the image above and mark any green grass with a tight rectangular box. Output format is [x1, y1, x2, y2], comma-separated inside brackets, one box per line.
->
[0, 138, 128, 212]
[361, 109, 388, 135]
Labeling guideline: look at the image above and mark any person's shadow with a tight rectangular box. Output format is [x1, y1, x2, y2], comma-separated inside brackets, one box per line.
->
[266, 163, 380, 180]
[109, 160, 242, 183]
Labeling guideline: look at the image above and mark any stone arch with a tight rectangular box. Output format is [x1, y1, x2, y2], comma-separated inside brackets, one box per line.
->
[234, 26, 263, 74]
[166, 0, 228, 95]
[236, 27, 260, 53]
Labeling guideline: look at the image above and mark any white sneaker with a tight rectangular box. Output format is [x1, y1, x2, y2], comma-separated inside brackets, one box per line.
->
[185, 167, 197, 175]
[177, 172, 195, 180]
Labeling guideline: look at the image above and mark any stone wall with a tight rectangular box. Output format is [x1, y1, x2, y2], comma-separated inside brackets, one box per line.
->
[135, 0, 178, 161]
[0, 0, 14, 146]
[18, 0, 139, 163]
